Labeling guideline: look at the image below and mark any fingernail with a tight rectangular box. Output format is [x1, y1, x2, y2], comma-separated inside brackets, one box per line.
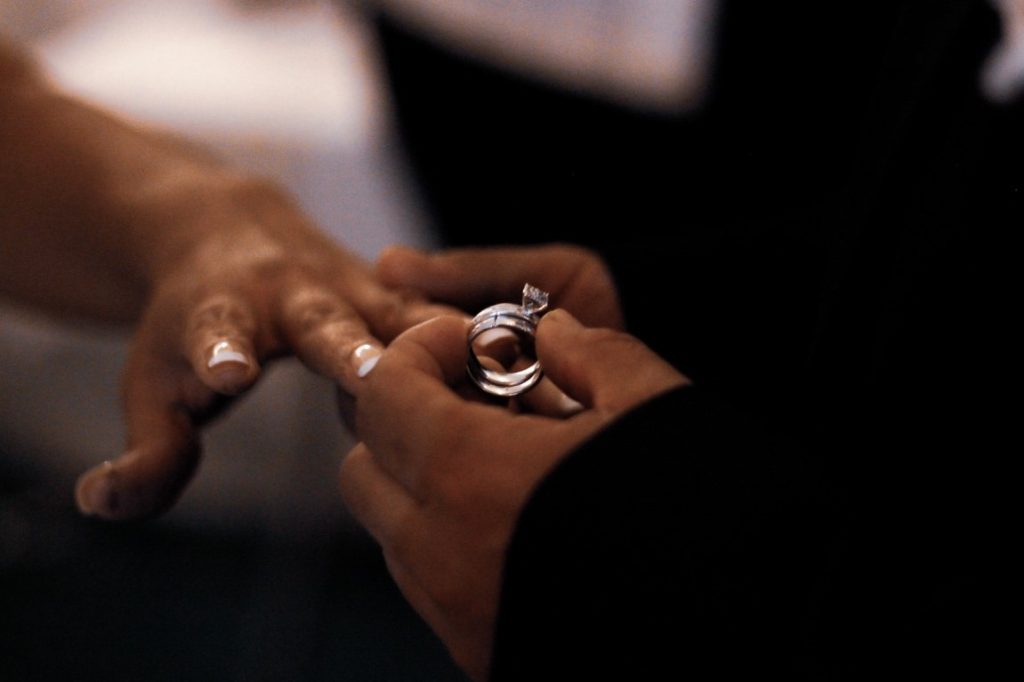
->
[75, 461, 118, 517]
[207, 340, 252, 392]
[207, 340, 250, 370]
[352, 343, 383, 378]
[556, 392, 585, 415]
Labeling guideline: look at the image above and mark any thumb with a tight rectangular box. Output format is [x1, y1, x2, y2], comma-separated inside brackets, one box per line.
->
[535, 309, 689, 414]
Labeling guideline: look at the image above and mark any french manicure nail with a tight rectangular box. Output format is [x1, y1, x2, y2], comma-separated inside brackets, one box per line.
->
[557, 393, 586, 416]
[207, 340, 250, 369]
[353, 343, 383, 378]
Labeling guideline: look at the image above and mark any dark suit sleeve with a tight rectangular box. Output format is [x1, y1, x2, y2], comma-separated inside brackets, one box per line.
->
[490, 385, 836, 680]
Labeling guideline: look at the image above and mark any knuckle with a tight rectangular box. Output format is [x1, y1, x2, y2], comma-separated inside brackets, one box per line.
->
[372, 292, 409, 336]
[187, 295, 253, 337]
[284, 288, 351, 336]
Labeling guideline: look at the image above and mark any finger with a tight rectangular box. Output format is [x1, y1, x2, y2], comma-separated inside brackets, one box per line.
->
[514, 374, 585, 418]
[277, 284, 385, 393]
[364, 315, 475, 397]
[74, 426, 200, 521]
[381, 553, 488, 682]
[464, 337, 579, 415]
[470, 327, 524, 368]
[455, 354, 517, 408]
[344, 276, 465, 343]
[356, 316, 501, 491]
[344, 446, 495, 679]
[339, 444, 453, 650]
[381, 552, 449, 650]
[535, 309, 689, 414]
[76, 337, 204, 519]
[184, 293, 261, 395]
[338, 443, 419, 544]
[471, 351, 584, 418]
[376, 244, 623, 328]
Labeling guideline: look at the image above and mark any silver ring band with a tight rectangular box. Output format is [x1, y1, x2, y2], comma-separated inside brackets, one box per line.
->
[466, 284, 550, 397]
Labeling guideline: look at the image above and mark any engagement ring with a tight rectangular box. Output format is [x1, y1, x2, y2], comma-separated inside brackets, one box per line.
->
[466, 283, 550, 397]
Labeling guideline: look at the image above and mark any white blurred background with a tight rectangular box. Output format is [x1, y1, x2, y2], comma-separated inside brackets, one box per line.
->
[0, 0, 434, 540]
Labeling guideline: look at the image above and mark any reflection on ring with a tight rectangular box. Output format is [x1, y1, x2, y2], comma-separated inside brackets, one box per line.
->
[466, 284, 550, 397]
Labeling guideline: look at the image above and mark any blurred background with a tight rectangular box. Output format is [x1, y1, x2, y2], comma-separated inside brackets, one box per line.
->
[0, 1, 461, 680]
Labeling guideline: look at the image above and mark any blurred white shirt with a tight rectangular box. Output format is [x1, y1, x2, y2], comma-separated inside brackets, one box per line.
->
[370, 0, 716, 111]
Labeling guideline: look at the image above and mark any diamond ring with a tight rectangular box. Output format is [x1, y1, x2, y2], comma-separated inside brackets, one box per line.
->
[466, 284, 550, 397]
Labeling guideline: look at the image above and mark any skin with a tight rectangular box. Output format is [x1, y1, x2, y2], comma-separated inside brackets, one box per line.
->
[4, 32, 689, 680]
[0, 39, 449, 519]
[375, 242, 627, 331]
[2, 40, 686, 676]
[373, 242, 632, 420]
[340, 290, 688, 679]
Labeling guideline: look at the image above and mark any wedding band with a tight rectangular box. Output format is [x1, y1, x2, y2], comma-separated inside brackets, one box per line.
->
[467, 283, 550, 397]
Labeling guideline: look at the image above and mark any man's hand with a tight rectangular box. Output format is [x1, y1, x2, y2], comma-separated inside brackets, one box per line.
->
[376, 244, 626, 330]
[339, 311, 687, 680]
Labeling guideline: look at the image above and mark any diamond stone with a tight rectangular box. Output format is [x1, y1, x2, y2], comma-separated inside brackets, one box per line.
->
[522, 283, 550, 315]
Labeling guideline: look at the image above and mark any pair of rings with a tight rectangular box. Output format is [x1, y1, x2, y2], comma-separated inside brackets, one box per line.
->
[467, 283, 550, 397]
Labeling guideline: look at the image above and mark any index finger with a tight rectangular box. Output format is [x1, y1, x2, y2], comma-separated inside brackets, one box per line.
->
[364, 314, 472, 391]
[376, 244, 624, 328]
[535, 309, 689, 414]
[355, 315, 500, 493]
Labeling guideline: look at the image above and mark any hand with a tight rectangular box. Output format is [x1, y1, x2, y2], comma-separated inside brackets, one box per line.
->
[1, 44, 455, 521]
[339, 310, 687, 680]
[376, 243, 626, 330]
[74, 181, 452, 520]
[375, 243, 627, 418]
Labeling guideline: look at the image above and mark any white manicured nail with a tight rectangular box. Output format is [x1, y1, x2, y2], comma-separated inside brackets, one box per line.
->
[353, 343, 383, 378]
[208, 340, 250, 369]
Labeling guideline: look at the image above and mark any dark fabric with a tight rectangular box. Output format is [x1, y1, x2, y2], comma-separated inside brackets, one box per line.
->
[375, 1, 1012, 678]
[494, 385, 836, 679]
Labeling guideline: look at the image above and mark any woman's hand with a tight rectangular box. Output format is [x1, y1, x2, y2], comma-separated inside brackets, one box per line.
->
[2, 40, 456, 519]
[71, 182, 452, 520]
[339, 311, 687, 680]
